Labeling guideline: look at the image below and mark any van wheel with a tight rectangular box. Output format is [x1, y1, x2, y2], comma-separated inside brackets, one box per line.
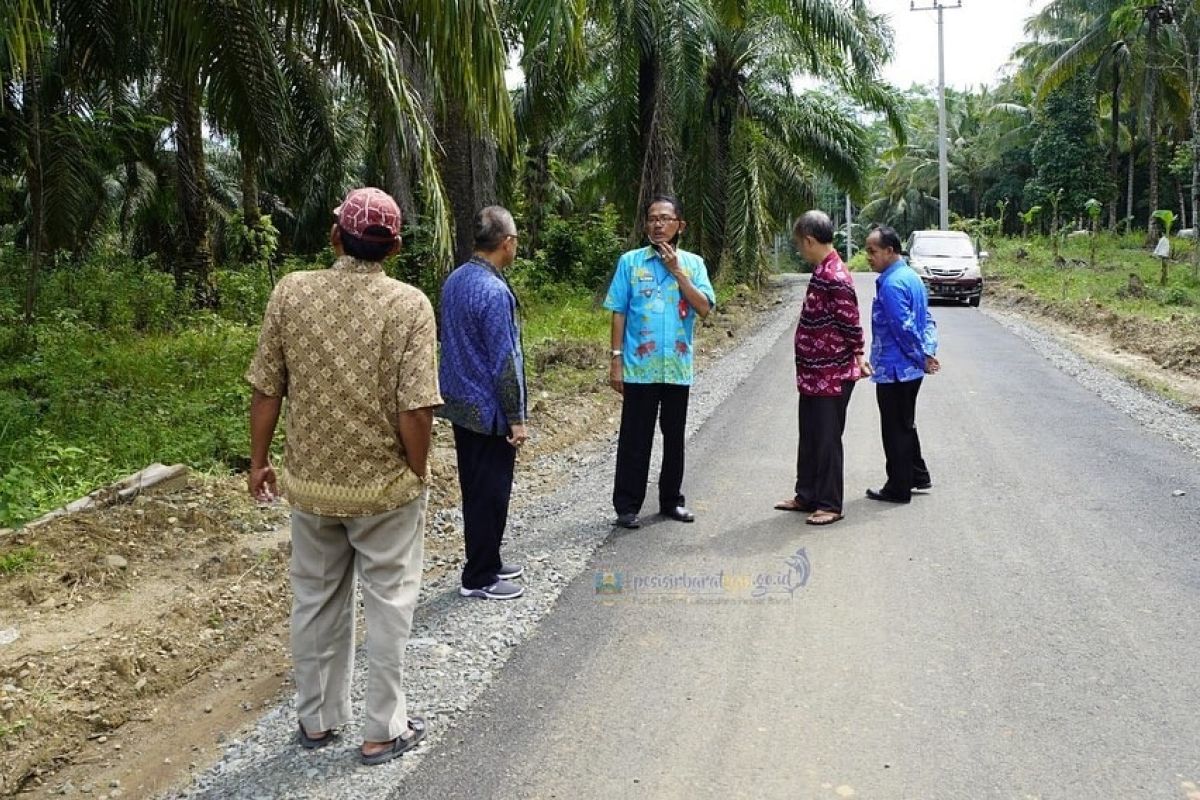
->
[968, 294, 981, 308]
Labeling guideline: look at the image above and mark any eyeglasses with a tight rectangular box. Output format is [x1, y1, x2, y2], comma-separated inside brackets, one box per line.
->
[504, 234, 519, 242]
[646, 216, 679, 225]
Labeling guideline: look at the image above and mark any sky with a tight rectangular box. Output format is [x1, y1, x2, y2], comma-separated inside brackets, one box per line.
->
[874, 0, 1052, 91]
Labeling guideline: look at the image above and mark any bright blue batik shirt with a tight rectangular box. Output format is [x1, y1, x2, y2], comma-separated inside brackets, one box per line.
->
[603, 246, 716, 385]
[870, 257, 938, 384]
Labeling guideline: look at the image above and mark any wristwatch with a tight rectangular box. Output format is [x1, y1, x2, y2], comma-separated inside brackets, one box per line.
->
[610, 349, 623, 359]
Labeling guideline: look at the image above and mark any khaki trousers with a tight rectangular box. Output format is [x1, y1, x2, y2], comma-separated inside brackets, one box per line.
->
[289, 492, 426, 742]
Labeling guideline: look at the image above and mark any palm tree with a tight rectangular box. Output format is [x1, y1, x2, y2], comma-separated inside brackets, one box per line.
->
[1023, 0, 1180, 232]
[680, 0, 900, 282]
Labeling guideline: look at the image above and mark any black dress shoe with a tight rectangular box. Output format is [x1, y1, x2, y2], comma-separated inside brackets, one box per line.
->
[866, 488, 910, 504]
[913, 481, 932, 492]
[660, 505, 695, 522]
[615, 512, 642, 529]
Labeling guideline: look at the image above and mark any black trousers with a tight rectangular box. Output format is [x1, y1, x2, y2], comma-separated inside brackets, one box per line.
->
[793, 381, 855, 513]
[875, 379, 931, 502]
[452, 424, 516, 589]
[613, 383, 690, 515]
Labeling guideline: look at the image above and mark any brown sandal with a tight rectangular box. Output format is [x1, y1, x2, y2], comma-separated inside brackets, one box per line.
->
[774, 498, 813, 512]
[805, 510, 843, 526]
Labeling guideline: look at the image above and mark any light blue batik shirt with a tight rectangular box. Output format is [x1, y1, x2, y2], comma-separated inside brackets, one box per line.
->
[603, 246, 716, 385]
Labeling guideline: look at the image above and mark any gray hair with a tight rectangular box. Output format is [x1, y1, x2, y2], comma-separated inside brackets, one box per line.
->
[473, 205, 516, 252]
[793, 210, 834, 245]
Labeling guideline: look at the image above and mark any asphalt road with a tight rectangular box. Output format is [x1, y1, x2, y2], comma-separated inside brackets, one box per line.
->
[399, 274, 1200, 800]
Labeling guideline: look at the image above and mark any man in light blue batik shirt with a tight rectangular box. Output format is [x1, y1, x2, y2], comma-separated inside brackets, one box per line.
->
[604, 195, 716, 529]
[863, 225, 940, 504]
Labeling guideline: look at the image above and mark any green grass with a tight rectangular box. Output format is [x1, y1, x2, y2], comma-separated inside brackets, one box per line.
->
[0, 315, 258, 526]
[520, 282, 610, 345]
[0, 547, 40, 574]
[985, 233, 1200, 320]
[0, 276, 632, 527]
[0, 719, 30, 741]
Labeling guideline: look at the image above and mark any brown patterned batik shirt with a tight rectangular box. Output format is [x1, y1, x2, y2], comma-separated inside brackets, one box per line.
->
[245, 256, 443, 517]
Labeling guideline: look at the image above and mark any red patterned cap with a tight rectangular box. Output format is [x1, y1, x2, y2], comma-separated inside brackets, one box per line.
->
[333, 187, 402, 242]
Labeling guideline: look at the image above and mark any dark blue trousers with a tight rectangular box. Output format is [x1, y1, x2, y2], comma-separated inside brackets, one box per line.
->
[453, 424, 516, 589]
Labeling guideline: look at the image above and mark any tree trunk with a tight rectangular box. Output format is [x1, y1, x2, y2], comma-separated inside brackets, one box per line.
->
[239, 138, 275, 283]
[173, 75, 213, 305]
[1146, 11, 1160, 231]
[119, 160, 139, 246]
[1126, 145, 1136, 233]
[240, 139, 260, 228]
[438, 99, 498, 265]
[634, 46, 673, 233]
[384, 134, 419, 226]
[22, 67, 44, 324]
[523, 139, 552, 253]
[1191, 33, 1200, 277]
[1109, 60, 1121, 230]
[384, 41, 430, 228]
[704, 60, 737, 276]
[1178, 180, 1187, 230]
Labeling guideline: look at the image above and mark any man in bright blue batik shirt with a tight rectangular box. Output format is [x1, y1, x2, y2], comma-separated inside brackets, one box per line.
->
[863, 225, 940, 504]
[603, 195, 716, 530]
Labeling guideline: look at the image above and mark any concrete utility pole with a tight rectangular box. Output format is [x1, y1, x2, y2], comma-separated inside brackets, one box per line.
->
[911, 0, 961, 231]
[845, 194, 854, 259]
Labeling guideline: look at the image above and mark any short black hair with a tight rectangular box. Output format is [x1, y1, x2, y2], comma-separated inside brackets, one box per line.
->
[474, 205, 516, 251]
[793, 210, 835, 244]
[645, 194, 683, 219]
[339, 225, 396, 262]
[870, 225, 903, 254]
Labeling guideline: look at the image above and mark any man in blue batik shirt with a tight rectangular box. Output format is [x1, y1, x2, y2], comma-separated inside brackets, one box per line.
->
[604, 196, 716, 529]
[439, 206, 529, 601]
[863, 225, 940, 504]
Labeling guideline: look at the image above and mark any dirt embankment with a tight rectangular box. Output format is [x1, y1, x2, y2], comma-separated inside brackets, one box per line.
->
[987, 276, 1200, 410]
[0, 283, 782, 798]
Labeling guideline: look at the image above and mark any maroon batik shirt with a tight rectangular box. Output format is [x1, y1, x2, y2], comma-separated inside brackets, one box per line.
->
[794, 250, 864, 396]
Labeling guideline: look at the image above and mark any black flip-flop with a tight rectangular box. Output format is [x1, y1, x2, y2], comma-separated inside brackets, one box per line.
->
[360, 717, 427, 766]
[298, 724, 339, 750]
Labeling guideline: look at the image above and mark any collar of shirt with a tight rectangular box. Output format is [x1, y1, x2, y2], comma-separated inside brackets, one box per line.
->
[876, 257, 907, 284]
[816, 249, 842, 276]
[466, 255, 521, 310]
[332, 255, 383, 274]
[468, 254, 503, 277]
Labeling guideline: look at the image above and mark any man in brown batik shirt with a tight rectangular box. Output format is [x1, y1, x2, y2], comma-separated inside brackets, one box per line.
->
[246, 187, 442, 766]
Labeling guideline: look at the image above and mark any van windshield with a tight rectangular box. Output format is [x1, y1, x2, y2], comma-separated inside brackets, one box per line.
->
[911, 237, 976, 258]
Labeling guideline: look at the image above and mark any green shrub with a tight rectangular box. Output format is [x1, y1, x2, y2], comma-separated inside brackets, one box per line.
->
[36, 253, 179, 333]
[214, 268, 275, 325]
[512, 206, 624, 292]
[1162, 286, 1194, 307]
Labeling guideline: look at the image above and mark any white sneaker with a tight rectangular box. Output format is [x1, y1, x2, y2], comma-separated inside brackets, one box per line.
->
[459, 580, 524, 600]
[497, 563, 524, 580]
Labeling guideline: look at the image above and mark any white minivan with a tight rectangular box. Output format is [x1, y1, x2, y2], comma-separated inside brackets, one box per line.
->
[904, 230, 985, 307]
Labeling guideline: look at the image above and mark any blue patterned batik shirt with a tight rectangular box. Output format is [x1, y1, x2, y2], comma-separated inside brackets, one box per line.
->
[870, 257, 938, 384]
[603, 246, 716, 386]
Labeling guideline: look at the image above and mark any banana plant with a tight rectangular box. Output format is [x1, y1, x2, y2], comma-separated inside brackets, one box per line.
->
[1085, 198, 1102, 268]
[1019, 205, 1042, 239]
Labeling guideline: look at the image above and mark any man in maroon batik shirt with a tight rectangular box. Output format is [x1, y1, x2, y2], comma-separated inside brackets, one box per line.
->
[775, 210, 869, 525]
